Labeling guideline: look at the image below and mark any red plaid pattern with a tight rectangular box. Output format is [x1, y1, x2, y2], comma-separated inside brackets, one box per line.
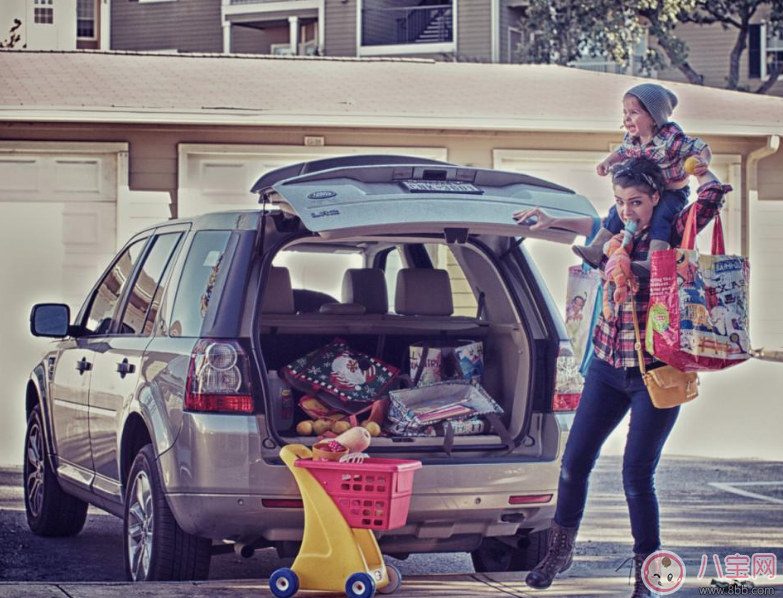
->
[593, 181, 730, 368]
[615, 122, 708, 186]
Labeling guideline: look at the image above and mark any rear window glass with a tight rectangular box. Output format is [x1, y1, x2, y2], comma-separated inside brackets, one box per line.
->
[273, 249, 364, 307]
[169, 231, 231, 337]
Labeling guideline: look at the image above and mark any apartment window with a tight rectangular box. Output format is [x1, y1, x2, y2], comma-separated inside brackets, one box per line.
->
[749, 23, 783, 78]
[77, 0, 96, 39]
[34, 0, 54, 24]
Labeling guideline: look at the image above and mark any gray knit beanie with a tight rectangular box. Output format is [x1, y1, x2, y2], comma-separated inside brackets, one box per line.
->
[625, 83, 678, 128]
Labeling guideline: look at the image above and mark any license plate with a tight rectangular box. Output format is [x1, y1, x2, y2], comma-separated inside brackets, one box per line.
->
[401, 181, 484, 194]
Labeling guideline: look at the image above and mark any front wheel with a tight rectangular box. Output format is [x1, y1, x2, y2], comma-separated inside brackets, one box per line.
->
[123, 444, 211, 581]
[269, 568, 299, 598]
[24, 406, 88, 537]
[346, 572, 376, 598]
[470, 529, 551, 572]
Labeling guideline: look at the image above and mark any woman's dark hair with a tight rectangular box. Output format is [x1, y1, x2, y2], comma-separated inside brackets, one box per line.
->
[611, 158, 665, 198]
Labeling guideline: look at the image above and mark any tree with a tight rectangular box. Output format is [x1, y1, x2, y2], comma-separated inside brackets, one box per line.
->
[644, 0, 783, 93]
[515, 0, 783, 95]
[1, 19, 23, 49]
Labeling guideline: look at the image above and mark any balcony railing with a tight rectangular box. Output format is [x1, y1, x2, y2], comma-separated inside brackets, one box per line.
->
[362, 4, 453, 47]
[230, 0, 311, 5]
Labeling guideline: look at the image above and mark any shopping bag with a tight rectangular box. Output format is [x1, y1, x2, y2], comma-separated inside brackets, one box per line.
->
[385, 381, 502, 437]
[645, 207, 751, 372]
[565, 265, 601, 375]
[409, 340, 484, 386]
[283, 338, 399, 413]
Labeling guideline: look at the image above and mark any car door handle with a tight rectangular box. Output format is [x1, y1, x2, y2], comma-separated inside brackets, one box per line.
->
[116, 358, 136, 379]
[76, 357, 92, 375]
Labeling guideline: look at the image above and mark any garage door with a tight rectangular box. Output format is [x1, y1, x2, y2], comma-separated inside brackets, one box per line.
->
[0, 142, 125, 468]
[178, 144, 449, 218]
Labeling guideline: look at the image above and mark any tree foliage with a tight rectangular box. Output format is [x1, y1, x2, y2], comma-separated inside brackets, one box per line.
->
[1, 19, 23, 49]
[515, 0, 783, 95]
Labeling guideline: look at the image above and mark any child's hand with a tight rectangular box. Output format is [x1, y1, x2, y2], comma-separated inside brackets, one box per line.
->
[596, 161, 610, 177]
[684, 156, 709, 177]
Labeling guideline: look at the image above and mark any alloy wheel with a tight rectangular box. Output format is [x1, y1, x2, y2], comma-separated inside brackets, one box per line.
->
[126, 470, 154, 581]
[25, 419, 45, 518]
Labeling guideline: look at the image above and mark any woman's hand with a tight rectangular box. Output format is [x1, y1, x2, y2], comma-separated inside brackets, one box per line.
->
[513, 207, 555, 231]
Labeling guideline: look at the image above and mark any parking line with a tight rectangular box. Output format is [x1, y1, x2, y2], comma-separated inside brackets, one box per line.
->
[709, 482, 783, 505]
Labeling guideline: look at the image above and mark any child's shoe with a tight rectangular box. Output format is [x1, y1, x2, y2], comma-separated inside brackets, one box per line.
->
[572, 227, 613, 268]
[631, 239, 670, 278]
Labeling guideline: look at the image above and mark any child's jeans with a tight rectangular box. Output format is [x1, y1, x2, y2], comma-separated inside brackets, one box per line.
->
[604, 187, 690, 243]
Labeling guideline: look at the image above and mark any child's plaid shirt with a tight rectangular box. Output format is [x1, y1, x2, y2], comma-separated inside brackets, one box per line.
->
[615, 122, 708, 186]
[592, 180, 731, 368]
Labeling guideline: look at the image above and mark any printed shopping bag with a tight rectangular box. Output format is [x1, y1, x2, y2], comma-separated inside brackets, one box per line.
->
[565, 265, 601, 375]
[645, 208, 750, 372]
[283, 338, 399, 413]
[409, 340, 484, 386]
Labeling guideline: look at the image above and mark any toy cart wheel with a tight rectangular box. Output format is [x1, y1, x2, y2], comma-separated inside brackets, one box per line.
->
[270, 568, 299, 598]
[377, 563, 402, 594]
[345, 571, 376, 598]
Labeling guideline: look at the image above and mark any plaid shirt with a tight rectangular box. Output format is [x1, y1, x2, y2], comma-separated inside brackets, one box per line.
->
[592, 181, 731, 368]
[615, 122, 708, 186]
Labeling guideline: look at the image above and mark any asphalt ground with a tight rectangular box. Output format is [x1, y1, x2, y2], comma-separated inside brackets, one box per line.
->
[1, 455, 782, 597]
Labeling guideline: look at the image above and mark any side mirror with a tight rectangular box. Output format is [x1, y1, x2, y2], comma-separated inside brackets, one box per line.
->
[30, 304, 72, 338]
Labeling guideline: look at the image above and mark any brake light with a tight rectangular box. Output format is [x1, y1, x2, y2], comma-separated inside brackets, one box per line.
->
[185, 340, 254, 413]
[553, 342, 584, 412]
[509, 494, 553, 505]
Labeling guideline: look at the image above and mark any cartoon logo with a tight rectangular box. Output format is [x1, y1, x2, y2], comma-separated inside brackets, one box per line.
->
[642, 550, 686, 594]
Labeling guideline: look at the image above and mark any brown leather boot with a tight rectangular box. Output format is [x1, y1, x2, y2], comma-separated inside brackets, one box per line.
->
[630, 553, 657, 597]
[572, 227, 613, 269]
[524, 522, 578, 590]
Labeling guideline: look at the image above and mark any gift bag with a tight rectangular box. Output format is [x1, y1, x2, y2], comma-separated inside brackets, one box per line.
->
[409, 340, 484, 386]
[565, 266, 601, 374]
[645, 209, 750, 372]
[283, 338, 399, 413]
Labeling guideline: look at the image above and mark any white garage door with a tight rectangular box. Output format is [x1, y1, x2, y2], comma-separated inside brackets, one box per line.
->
[177, 144, 449, 218]
[0, 142, 125, 467]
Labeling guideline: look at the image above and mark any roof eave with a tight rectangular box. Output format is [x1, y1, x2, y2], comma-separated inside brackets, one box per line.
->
[1, 107, 781, 137]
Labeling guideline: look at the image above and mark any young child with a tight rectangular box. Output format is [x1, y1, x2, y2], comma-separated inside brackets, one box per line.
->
[573, 83, 711, 275]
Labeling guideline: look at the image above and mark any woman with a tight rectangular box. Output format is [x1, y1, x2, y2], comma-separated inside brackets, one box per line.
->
[513, 157, 730, 598]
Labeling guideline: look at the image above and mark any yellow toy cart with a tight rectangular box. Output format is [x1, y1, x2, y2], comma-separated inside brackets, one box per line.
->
[269, 444, 422, 598]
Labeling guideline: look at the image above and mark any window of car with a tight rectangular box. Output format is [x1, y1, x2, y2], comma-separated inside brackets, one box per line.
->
[273, 248, 364, 301]
[384, 244, 478, 317]
[83, 238, 148, 335]
[169, 231, 232, 337]
[117, 233, 182, 336]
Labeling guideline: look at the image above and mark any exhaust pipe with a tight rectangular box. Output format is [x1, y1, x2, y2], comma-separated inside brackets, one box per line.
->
[234, 542, 255, 559]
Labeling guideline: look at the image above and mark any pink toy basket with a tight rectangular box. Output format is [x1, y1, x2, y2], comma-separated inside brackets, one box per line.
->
[296, 457, 422, 530]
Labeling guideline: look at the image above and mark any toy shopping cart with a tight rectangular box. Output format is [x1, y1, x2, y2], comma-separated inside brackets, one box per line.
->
[269, 444, 422, 598]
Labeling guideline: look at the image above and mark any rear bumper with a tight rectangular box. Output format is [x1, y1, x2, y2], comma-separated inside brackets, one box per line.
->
[159, 412, 568, 545]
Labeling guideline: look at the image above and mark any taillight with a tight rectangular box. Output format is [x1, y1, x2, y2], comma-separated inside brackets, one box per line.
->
[185, 339, 254, 413]
[553, 342, 584, 411]
[509, 494, 553, 505]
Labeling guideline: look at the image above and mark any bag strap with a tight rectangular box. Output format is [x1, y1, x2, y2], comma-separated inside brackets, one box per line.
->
[711, 213, 726, 255]
[629, 294, 648, 376]
[680, 202, 699, 251]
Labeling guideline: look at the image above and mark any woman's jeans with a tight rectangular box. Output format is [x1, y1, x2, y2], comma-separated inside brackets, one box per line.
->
[554, 358, 680, 555]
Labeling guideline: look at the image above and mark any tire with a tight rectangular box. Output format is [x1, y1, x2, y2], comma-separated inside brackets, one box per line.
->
[470, 529, 551, 573]
[270, 568, 299, 598]
[377, 563, 401, 594]
[123, 444, 211, 581]
[24, 406, 88, 537]
[345, 572, 376, 598]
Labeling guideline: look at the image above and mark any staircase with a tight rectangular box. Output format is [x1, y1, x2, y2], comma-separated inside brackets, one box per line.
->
[414, 7, 452, 43]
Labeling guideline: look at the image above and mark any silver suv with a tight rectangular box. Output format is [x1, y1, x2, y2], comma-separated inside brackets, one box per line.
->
[24, 155, 593, 581]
